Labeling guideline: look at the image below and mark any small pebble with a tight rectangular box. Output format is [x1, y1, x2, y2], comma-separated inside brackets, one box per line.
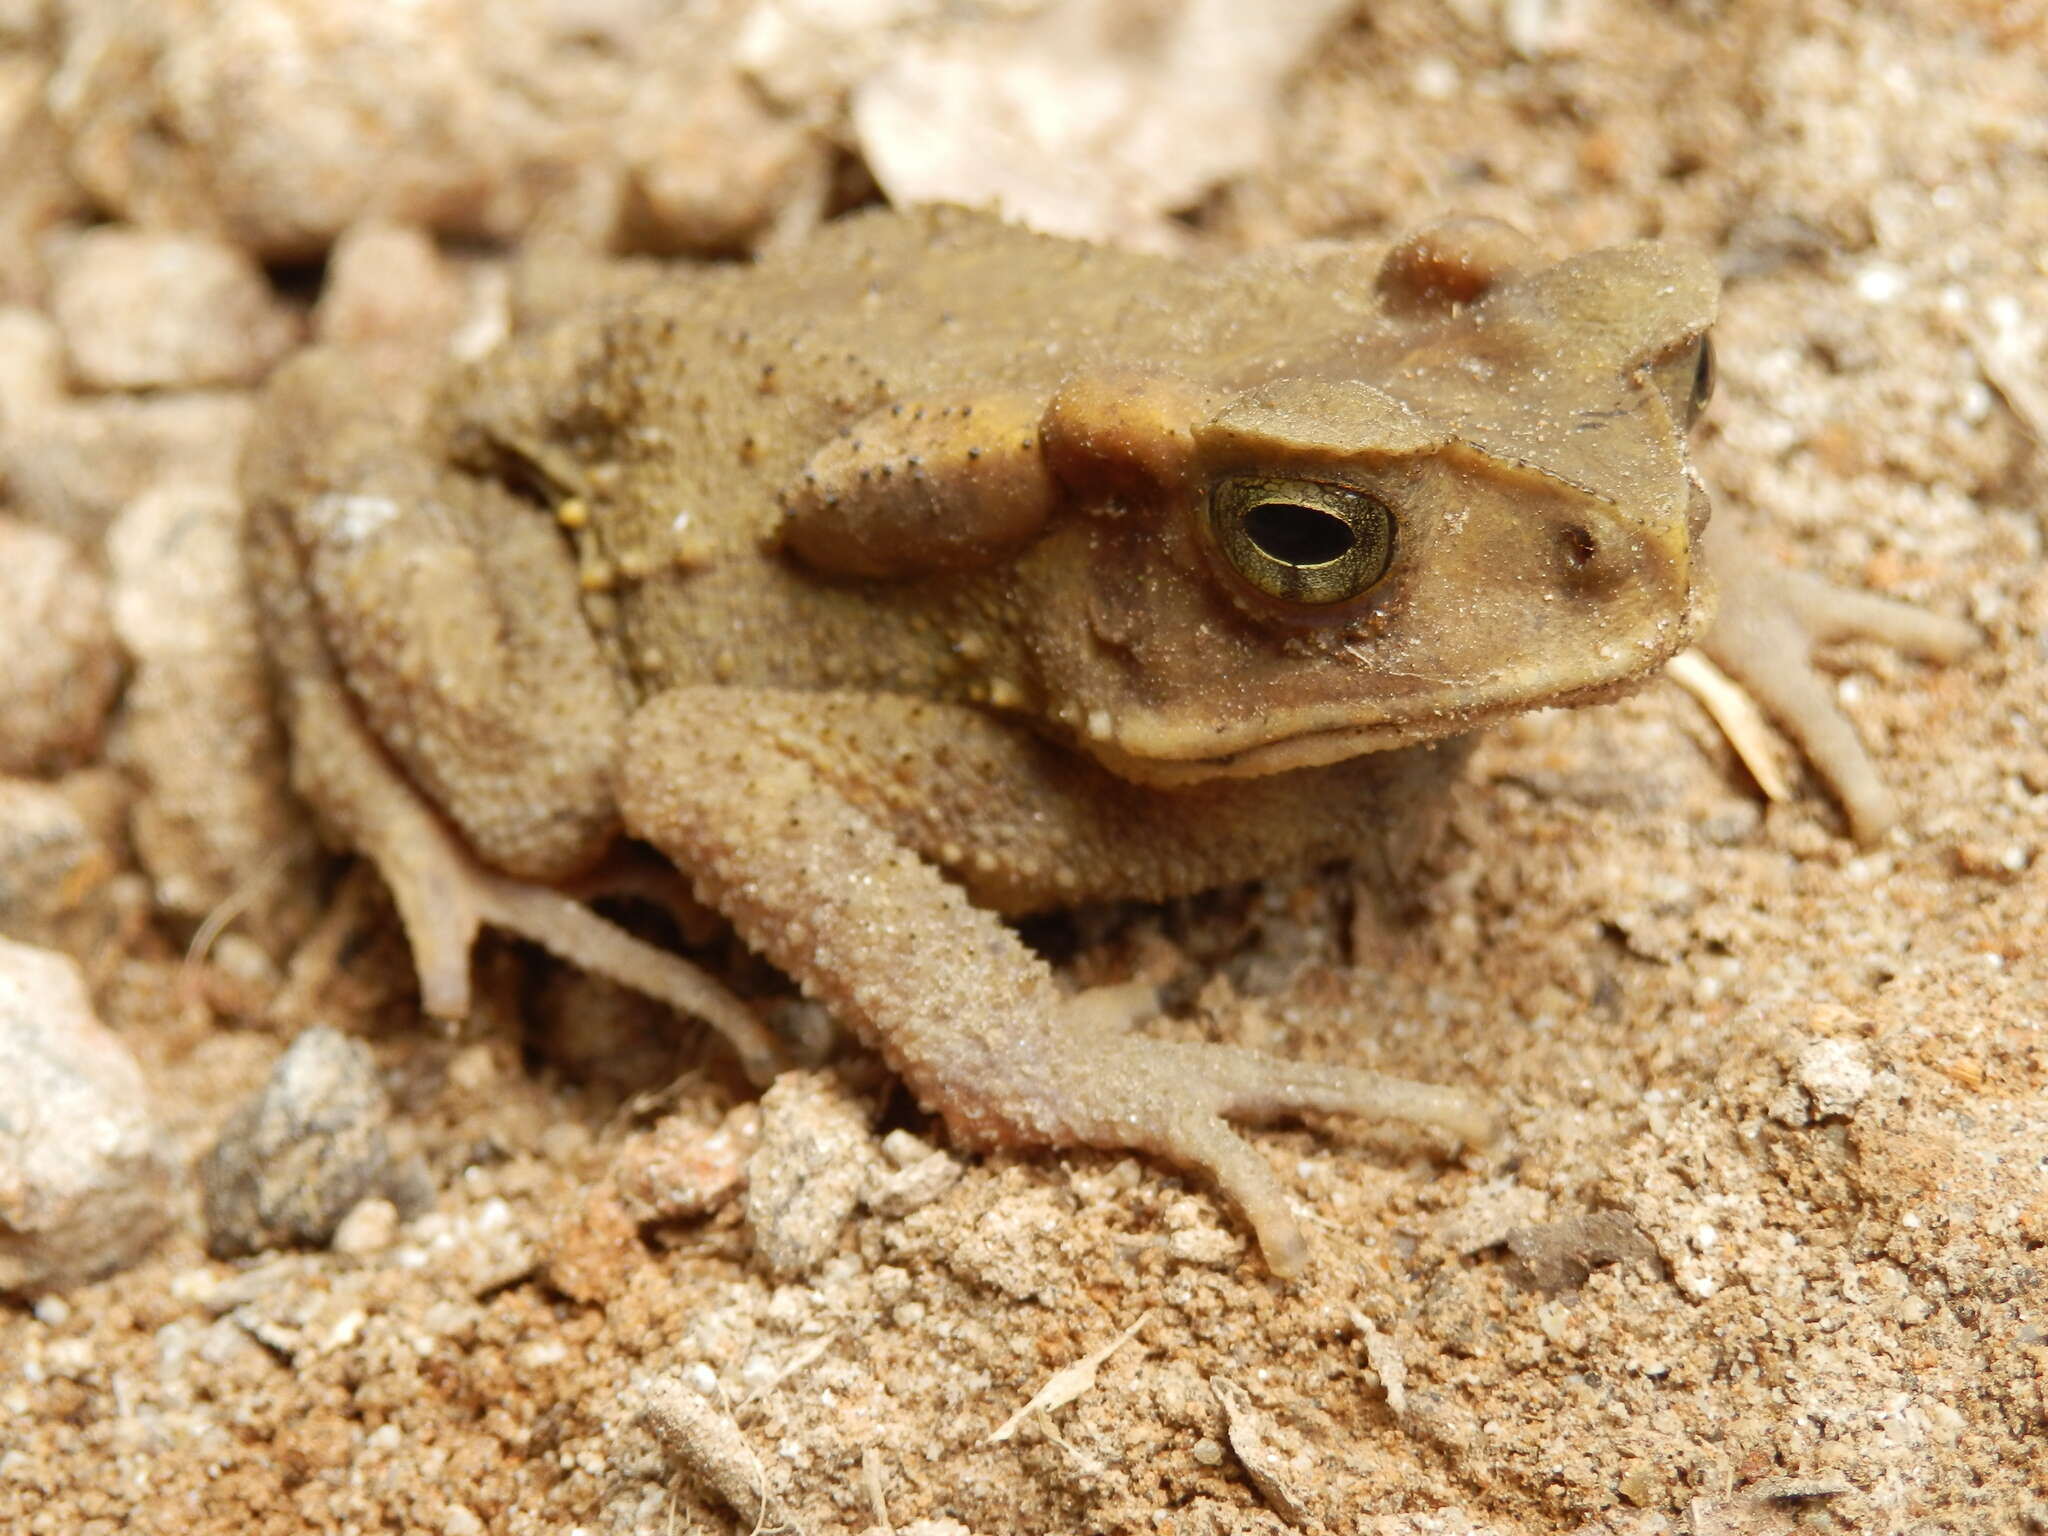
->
[109, 485, 320, 944]
[50, 226, 298, 390]
[1795, 1038, 1875, 1119]
[200, 1026, 411, 1258]
[0, 778, 118, 956]
[330, 1197, 401, 1256]
[744, 1070, 876, 1278]
[313, 222, 462, 353]
[0, 518, 120, 774]
[613, 1104, 758, 1224]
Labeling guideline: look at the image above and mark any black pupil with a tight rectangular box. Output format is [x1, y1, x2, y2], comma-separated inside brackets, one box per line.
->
[1244, 501, 1355, 567]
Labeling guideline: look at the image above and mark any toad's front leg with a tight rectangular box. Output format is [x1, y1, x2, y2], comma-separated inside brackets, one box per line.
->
[1698, 520, 1979, 842]
[618, 689, 1492, 1278]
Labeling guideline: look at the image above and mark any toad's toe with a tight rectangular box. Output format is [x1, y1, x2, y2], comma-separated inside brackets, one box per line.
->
[1049, 1032, 1495, 1278]
[1701, 527, 1980, 843]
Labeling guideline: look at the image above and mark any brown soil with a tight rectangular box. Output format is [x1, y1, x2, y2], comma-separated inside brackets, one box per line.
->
[3, 2, 2043, 1533]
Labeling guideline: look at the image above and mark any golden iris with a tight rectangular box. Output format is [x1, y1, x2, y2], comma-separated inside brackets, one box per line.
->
[1208, 476, 1396, 607]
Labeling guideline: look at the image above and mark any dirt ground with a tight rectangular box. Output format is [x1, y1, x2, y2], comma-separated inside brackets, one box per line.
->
[2, 1, 2045, 1533]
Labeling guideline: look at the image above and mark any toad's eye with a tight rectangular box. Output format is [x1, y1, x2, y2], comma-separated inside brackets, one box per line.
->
[1207, 476, 1395, 607]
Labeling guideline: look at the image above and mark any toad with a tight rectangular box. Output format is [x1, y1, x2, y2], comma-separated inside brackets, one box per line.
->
[242, 207, 1975, 1276]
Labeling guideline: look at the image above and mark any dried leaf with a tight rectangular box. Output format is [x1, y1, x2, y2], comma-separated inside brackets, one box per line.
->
[986, 1310, 1151, 1443]
[1211, 1377, 1313, 1526]
[1667, 648, 1792, 802]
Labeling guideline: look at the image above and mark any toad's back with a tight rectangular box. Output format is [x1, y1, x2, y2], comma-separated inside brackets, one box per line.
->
[445, 205, 1406, 551]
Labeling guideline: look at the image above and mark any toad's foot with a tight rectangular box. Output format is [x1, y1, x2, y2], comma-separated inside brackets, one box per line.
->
[620, 688, 1494, 1278]
[1700, 525, 1979, 843]
[1044, 1017, 1495, 1274]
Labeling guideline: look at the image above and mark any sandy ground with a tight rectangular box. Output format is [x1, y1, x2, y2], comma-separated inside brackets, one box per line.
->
[2, 2, 2045, 1533]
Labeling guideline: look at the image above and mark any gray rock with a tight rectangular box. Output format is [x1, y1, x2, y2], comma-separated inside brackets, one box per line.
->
[200, 1026, 411, 1258]
[0, 936, 176, 1292]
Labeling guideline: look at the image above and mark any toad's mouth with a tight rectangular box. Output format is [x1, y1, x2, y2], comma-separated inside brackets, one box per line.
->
[1077, 606, 1706, 787]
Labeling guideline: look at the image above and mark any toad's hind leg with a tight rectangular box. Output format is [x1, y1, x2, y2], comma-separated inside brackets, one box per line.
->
[1700, 523, 1979, 843]
[247, 600, 784, 1082]
[619, 688, 1493, 1278]
[244, 348, 631, 883]
[242, 353, 783, 1082]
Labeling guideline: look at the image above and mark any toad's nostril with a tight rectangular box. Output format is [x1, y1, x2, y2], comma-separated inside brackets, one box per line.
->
[1559, 524, 1597, 568]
